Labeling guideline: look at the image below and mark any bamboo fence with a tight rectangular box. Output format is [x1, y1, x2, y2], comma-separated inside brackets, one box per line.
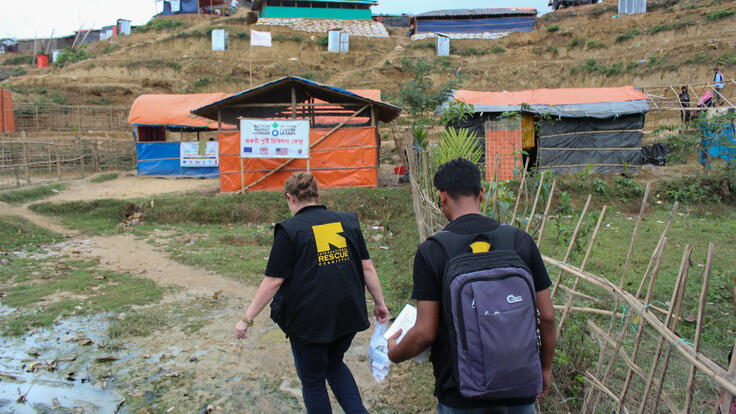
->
[12, 103, 129, 132]
[0, 137, 136, 189]
[395, 126, 736, 413]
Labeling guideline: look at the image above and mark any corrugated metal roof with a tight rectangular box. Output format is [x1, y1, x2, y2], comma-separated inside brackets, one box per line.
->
[192, 76, 402, 123]
[415, 8, 537, 18]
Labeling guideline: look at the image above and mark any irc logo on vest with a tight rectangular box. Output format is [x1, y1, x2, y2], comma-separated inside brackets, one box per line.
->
[312, 222, 351, 267]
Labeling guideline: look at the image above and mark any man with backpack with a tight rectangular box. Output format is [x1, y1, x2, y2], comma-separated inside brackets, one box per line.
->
[387, 158, 556, 413]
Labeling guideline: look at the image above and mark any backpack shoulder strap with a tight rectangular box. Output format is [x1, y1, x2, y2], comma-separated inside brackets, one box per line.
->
[429, 223, 520, 259]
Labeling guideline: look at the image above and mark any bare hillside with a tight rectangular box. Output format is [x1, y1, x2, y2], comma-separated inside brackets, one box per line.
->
[1, 0, 735, 127]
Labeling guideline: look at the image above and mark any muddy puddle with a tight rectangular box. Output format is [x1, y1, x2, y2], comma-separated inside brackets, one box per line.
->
[0, 310, 124, 413]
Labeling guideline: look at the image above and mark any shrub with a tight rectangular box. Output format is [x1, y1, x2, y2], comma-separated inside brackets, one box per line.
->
[50, 91, 67, 105]
[137, 19, 185, 32]
[54, 46, 92, 68]
[547, 24, 560, 32]
[491, 46, 506, 54]
[12, 67, 26, 77]
[586, 41, 606, 49]
[101, 44, 120, 54]
[568, 37, 585, 48]
[3, 55, 30, 65]
[193, 77, 212, 88]
[615, 28, 640, 43]
[546, 46, 559, 55]
[706, 9, 736, 22]
[407, 41, 434, 50]
[236, 31, 249, 40]
[317, 36, 328, 47]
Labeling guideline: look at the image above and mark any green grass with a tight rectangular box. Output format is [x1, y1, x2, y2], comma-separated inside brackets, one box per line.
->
[107, 309, 172, 338]
[615, 28, 640, 43]
[706, 9, 736, 22]
[0, 215, 62, 251]
[0, 258, 162, 335]
[29, 199, 138, 234]
[547, 24, 560, 32]
[0, 183, 65, 205]
[90, 173, 119, 183]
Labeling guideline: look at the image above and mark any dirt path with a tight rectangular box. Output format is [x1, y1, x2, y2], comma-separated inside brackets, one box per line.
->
[50, 174, 220, 203]
[75, 234, 255, 299]
[0, 201, 77, 235]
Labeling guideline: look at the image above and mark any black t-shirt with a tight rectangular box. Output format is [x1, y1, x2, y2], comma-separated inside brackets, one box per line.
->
[265, 206, 371, 278]
[411, 213, 552, 409]
[264, 205, 371, 343]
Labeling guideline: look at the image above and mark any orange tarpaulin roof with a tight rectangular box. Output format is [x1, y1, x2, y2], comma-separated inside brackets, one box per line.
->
[454, 86, 648, 106]
[128, 93, 232, 129]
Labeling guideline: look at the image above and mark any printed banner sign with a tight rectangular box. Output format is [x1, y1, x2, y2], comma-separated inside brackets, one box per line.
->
[180, 141, 219, 168]
[240, 119, 310, 159]
[170, 0, 181, 12]
[250, 30, 272, 47]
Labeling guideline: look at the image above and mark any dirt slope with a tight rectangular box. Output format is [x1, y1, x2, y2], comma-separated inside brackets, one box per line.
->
[1, 0, 735, 126]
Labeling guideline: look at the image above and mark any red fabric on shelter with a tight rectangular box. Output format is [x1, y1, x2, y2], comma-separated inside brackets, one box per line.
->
[0, 88, 14, 133]
[218, 127, 378, 193]
[128, 93, 231, 129]
[486, 128, 522, 181]
[455, 86, 648, 106]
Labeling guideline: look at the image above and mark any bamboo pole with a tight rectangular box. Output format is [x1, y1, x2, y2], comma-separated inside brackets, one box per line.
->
[652, 249, 691, 412]
[637, 244, 692, 414]
[524, 173, 545, 233]
[685, 242, 715, 413]
[616, 237, 669, 412]
[22, 142, 31, 184]
[587, 184, 651, 411]
[557, 284, 599, 302]
[554, 305, 621, 317]
[79, 140, 85, 178]
[635, 201, 679, 298]
[510, 157, 530, 226]
[488, 154, 501, 217]
[556, 205, 607, 337]
[240, 157, 245, 194]
[588, 321, 681, 414]
[550, 194, 592, 298]
[482, 155, 500, 216]
[721, 337, 736, 414]
[535, 179, 557, 247]
[55, 148, 61, 180]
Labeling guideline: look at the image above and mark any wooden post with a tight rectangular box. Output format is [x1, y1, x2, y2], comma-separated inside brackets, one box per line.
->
[684, 242, 715, 412]
[93, 139, 100, 172]
[80, 140, 85, 178]
[291, 86, 297, 120]
[636, 245, 692, 414]
[510, 157, 530, 226]
[22, 142, 30, 185]
[556, 205, 607, 337]
[240, 157, 245, 194]
[535, 179, 557, 247]
[635, 201, 679, 298]
[55, 147, 61, 180]
[550, 194, 592, 298]
[47, 142, 52, 174]
[524, 173, 545, 233]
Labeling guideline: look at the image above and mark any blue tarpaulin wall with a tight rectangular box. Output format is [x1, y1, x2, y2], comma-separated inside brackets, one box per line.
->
[137, 142, 219, 177]
[163, 0, 199, 16]
[416, 17, 536, 34]
[699, 122, 736, 167]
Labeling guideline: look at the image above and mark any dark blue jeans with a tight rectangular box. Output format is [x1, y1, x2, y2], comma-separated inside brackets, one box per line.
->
[438, 402, 537, 414]
[289, 333, 368, 414]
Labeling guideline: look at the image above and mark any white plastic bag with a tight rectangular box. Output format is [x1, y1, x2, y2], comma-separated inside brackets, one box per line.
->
[368, 320, 390, 383]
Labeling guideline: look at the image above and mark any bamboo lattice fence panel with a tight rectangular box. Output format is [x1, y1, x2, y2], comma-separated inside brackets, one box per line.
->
[12, 104, 130, 132]
[0, 137, 136, 189]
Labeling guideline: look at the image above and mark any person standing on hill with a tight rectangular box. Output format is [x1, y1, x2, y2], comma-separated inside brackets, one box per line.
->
[234, 171, 390, 414]
[680, 86, 691, 124]
[387, 158, 557, 414]
[714, 67, 725, 105]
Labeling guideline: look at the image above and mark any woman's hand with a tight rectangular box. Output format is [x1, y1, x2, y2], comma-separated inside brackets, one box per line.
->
[374, 304, 390, 324]
[234, 320, 249, 339]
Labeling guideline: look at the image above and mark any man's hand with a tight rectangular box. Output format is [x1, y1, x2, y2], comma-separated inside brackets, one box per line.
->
[386, 329, 402, 356]
[374, 304, 390, 324]
[234, 320, 249, 339]
[537, 368, 551, 398]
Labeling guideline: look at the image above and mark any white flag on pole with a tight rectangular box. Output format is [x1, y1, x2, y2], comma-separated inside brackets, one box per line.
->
[250, 30, 272, 47]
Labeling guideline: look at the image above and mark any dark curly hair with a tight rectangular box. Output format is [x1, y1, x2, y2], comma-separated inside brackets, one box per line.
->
[433, 158, 481, 199]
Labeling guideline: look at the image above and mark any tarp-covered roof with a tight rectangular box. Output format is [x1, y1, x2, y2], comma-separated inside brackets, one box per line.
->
[450, 86, 650, 118]
[129, 93, 232, 129]
[192, 77, 402, 123]
[415, 8, 537, 18]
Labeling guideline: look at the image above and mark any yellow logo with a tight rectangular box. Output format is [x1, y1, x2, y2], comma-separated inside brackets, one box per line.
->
[312, 222, 350, 266]
[470, 241, 491, 253]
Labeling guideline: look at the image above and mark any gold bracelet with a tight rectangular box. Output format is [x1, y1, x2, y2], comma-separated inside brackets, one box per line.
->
[241, 315, 254, 327]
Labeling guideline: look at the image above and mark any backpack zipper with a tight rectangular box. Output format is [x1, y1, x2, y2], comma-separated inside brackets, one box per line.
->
[455, 274, 537, 352]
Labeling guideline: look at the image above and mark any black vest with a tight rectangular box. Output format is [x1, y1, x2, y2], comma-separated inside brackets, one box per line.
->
[270, 206, 369, 343]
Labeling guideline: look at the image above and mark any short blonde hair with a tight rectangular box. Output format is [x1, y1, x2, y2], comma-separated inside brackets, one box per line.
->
[284, 172, 319, 202]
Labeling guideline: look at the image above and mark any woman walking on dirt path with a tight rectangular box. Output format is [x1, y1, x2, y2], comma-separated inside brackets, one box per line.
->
[235, 171, 391, 414]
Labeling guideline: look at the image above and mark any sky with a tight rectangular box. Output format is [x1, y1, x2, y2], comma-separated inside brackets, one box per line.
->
[0, 0, 552, 39]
